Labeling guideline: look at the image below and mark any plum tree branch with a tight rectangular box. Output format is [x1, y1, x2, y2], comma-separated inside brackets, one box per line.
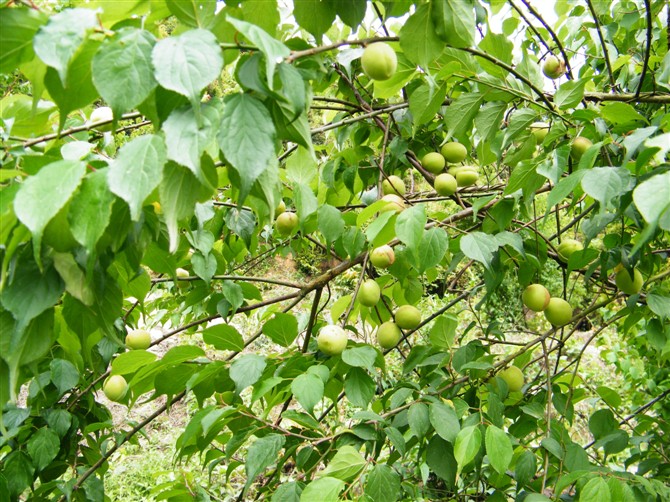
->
[585, 0, 616, 89]
[636, 0, 654, 99]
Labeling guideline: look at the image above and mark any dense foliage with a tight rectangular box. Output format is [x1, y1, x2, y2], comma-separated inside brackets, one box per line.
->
[1, 0, 669, 500]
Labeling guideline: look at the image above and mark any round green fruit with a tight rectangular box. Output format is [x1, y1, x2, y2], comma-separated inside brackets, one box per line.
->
[216, 391, 235, 405]
[176, 268, 190, 289]
[556, 239, 583, 263]
[275, 200, 286, 215]
[90, 106, 114, 132]
[615, 268, 643, 295]
[542, 55, 565, 79]
[381, 193, 405, 213]
[358, 279, 381, 307]
[382, 175, 406, 196]
[544, 297, 573, 327]
[317, 325, 348, 355]
[421, 152, 446, 174]
[377, 321, 402, 349]
[522, 284, 551, 312]
[456, 169, 479, 187]
[370, 245, 395, 269]
[103, 375, 128, 402]
[395, 305, 422, 330]
[275, 212, 298, 237]
[440, 142, 467, 163]
[361, 42, 397, 81]
[530, 122, 549, 143]
[571, 136, 593, 161]
[125, 329, 152, 350]
[499, 366, 524, 392]
[434, 173, 458, 196]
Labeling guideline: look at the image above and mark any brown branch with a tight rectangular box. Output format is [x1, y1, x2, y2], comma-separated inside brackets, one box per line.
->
[585, 0, 616, 88]
[635, 0, 653, 99]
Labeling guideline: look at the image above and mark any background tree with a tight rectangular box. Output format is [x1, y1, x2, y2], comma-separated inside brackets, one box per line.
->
[1, 0, 669, 500]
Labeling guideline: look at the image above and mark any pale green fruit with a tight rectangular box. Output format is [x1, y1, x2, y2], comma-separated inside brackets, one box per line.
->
[542, 55, 565, 79]
[317, 325, 348, 355]
[370, 245, 395, 268]
[421, 152, 446, 174]
[556, 239, 583, 263]
[456, 169, 479, 187]
[522, 284, 551, 312]
[361, 42, 397, 81]
[275, 200, 286, 215]
[447, 165, 477, 176]
[381, 193, 405, 213]
[358, 279, 381, 307]
[90, 106, 114, 132]
[571, 137, 593, 161]
[434, 173, 458, 196]
[382, 175, 406, 196]
[275, 212, 298, 237]
[544, 298, 573, 326]
[530, 122, 549, 142]
[361, 187, 378, 206]
[395, 305, 422, 330]
[125, 329, 152, 350]
[216, 391, 235, 405]
[499, 366, 524, 392]
[176, 268, 190, 289]
[103, 375, 128, 402]
[440, 142, 467, 163]
[615, 268, 643, 295]
[377, 321, 402, 349]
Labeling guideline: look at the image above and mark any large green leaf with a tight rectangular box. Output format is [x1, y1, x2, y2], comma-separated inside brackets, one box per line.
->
[166, 0, 217, 28]
[0, 7, 48, 73]
[230, 354, 266, 393]
[581, 166, 634, 212]
[262, 313, 299, 347]
[399, 4, 443, 68]
[320, 445, 366, 481]
[291, 373, 324, 413]
[430, 0, 475, 48]
[68, 169, 114, 254]
[454, 425, 482, 474]
[244, 434, 286, 494]
[365, 464, 400, 502]
[633, 170, 670, 229]
[300, 477, 344, 502]
[293, 0, 336, 41]
[485, 425, 513, 475]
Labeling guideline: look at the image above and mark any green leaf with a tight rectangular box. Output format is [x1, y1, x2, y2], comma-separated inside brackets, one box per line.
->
[502, 108, 538, 150]
[230, 354, 266, 393]
[49, 358, 79, 395]
[408, 402, 430, 439]
[262, 313, 299, 347]
[68, 169, 114, 254]
[444, 92, 484, 139]
[3, 451, 34, 497]
[580, 477, 611, 502]
[429, 314, 458, 349]
[647, 293, 670, 320]
[581, 167, 634, 212]
[333, 0, 367, 30]
[460, 231, 499, 269]
[409, 81, 447, 128]
[53, 252, 93, 305]
[293, 0, 336, 41]
[485, 425, 513, 475]
[342, 346, 378, 372]
[166, 0, 216, 28]
[291, 373, 324, 413]
[272, 482, 302, 502]
[218, 94, 276, 202]
[555, 79, 586, 109]
[14, 160, 86, 247]
[33, 8, 97, 85]
[399, 4, 443, 68]
[108, 135, 167, 221]
[317, 204, 345, 245]
[475, 101, 507, 141]
[430, 0, 475, 48]
[112, 350, 157, 375]
[633, 171, 670, 225]
[202, 323, 244, 351]
[163, 103, 220, 182]
[365, 464, 400, 502]
[0, 7, 48, 74]
[515, 450, 536, 486]
[295, 182, 319, 223]
[320, 445, 366, 481]
[454, 425, 481, 473]
[152, 29, 223, 106]
[429, 401, 460, 443]
[300, 476, 345, 502]
[244, 434, 285, 494]
[344, 367, 375, 408]
[396, 204, 426, 252]
[92, 28, 157, 117]
[416, 227, 449, 273]
[27, 427, 60, 471]
[426, 435, 457, 484]
[600, 102, 647, 125]
[503, 160, 545, 200]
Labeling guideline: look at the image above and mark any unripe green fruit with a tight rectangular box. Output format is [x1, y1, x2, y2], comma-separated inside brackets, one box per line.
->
[103, 375, 128, 402]
[377, 321, 402, 349]
[615, 268, 643, 295]
[176, 268, 190, 289]
[556, 239, 583, 263]
[395, 305, 422, 330]
[90, 106, 114, 132]
[571, 137, 593, 161]
[434, 173, 458, 196]
[361, 42, 397, 81]
[275, 200, 286, 215]
[447, 165, 477, 176]
[382, 175, 406, 196]
[542, 55, 565, 79]
[317, 325, 348, 355]
[358, 279, 381, 307]
[275, 212, 298, 237]
[370, 245, 395, 268]
[361, 187, 378, 206]
[381, 193, 405, 213]
[456, 169, 479, 187]
[125, 329, 152, 350]
[530, 122, 549, 143]
[499, 366, 524, 392]
[440, 142, 467, 163]
[522, 284, 551, 312]
[544, 297, 573, 326]
[421, 152, 446, 174]
[216, 391, 235, 405]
